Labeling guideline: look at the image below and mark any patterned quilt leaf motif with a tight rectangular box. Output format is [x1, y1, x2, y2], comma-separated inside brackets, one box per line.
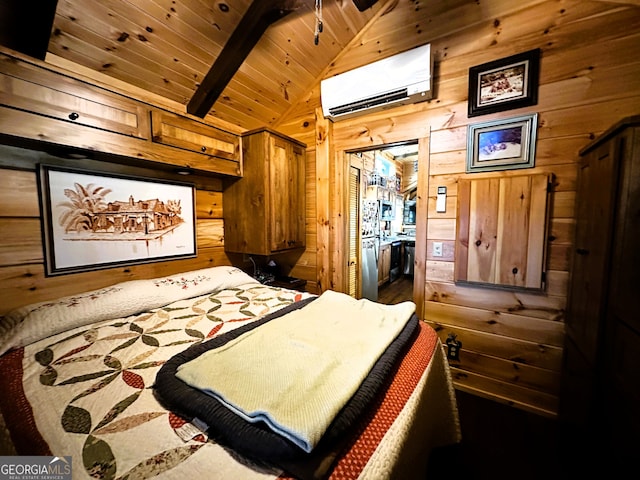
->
[35, 348, 54, 366]
[101, 332, 138, 342]
[115, 444, 204, 480]
[164, 339, 198, 347]
[186, 314, 205, 329]
[110, 337, 139, 354]
[83, 434, 117, 480]
[141, 335, 160, 347]
[84, 328, 99, 343]
[130, 323, 144, 334]
[94, 391, 141, 431]
[132, 312, 155, 323]
[104, 355, 122, 370]
[205, 297, 222, 312]
[93, 412, 165, 436]
[146, 328, 182, 336]
[145, 318, 171, 333]
[47, 328, 96, 351]
[108, 321, 130, 328]
[206, 323, 224, 338]
[190, 296, 208, 315]
[39, 365, 57, 386]
[70, 372, 120, 403]
[130, 360, 164, 370]
[62, 404, 92, 434]
[161, 306, 190, 312]
[239, 304, 264, 317]
[56, 354, 103, 366]
[122, 370, 144, 389]
[205, 313, 226, 322]
[172, 313, 201, 320]
[56, 343, 94, 364]
[125, 349, 157, 370]
[184, 328, 205, 340]
[59, 369, 116, 386]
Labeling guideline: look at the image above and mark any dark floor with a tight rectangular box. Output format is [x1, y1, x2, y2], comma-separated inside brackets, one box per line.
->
[377, 274, 414, 305]
[430, 390, 567, 480]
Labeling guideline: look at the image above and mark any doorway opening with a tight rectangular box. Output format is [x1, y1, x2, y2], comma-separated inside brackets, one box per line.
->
[347, 142, 419, 305]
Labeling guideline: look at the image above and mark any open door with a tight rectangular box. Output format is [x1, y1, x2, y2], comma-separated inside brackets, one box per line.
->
[345, 142, 421, 307]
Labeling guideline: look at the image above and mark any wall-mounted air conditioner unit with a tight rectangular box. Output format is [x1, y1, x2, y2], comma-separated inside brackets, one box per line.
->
[320, 44, 433, 120]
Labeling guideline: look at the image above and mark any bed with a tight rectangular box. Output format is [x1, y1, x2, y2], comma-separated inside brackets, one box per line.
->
[0, 266, 460, 479]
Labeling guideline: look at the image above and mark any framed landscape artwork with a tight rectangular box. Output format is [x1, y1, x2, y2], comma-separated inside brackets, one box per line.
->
[468, 48, 540, 117]
[39, 164, 197, 276]
[466, 113, 538, 173]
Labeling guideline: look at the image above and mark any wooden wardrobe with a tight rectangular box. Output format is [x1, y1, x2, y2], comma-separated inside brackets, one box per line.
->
[560, 115, 640, 461]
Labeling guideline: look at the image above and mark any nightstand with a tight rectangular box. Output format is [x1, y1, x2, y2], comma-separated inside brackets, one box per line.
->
[265, 276, 307, 292]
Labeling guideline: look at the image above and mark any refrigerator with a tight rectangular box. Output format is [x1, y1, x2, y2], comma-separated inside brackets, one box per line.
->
[361, 200, 379, 301]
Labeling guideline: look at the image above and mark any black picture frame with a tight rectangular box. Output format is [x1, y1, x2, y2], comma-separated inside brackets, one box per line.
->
[468, 48, 540, 118]
[38, 164, 197, 276]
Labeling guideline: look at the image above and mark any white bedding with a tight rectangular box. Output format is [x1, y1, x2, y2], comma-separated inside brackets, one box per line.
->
[176, 290, 416, 452]
[0, 266, 258, 355]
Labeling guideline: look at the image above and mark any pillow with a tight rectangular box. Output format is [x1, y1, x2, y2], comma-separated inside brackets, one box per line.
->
[0, 266, 259, 355]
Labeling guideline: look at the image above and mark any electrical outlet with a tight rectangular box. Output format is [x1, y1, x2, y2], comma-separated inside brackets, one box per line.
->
[433, 241, 443, 257]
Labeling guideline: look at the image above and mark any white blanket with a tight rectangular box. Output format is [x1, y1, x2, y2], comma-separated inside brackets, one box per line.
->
[175, 290, 416, 452]
[0, 266, 259, 355]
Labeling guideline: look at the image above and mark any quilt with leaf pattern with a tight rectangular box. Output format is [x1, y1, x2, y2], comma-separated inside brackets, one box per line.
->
[0, 266, 460, 480]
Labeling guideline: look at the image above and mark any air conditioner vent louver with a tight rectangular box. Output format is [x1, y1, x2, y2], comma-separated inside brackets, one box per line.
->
[328, 88, 409, 117]
[321, 44, 433, 120]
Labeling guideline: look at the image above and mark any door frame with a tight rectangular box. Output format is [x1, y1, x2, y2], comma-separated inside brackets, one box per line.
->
[339, 135, 430, 319]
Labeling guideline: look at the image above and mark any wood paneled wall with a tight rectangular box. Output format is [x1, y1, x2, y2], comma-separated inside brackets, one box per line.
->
[276, 1, 640, 416]
[0, 0, 638, 419]
[0, 149, 233, 316]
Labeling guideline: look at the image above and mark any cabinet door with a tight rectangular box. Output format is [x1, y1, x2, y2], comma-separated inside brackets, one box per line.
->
[269, 135, 305, 252]
[378, 244, 390, 285]
[606, 126, 640, 334]
[151, 110, 239, 161]
[455, 173, 550, 290]
[566, 140, 617, 362]
[0, 54, 149, 139]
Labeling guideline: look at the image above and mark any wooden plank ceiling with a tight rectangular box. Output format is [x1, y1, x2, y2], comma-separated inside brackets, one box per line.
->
[34, 0, 640, 132]
[45, 0, 384, 130]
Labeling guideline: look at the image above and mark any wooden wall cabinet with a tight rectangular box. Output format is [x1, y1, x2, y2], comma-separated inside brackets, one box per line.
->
[455, 173, 551, 290]
[223, 128, 306, 255]
[0, 49, 242, 178]
[150, 110, 239, 162]
[0, 53, 149, 139]
[560, 116, 640, 458]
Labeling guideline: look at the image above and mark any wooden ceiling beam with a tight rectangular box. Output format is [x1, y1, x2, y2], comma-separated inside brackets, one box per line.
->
[187, 0, 297, 118]
[352, 0, 380, 12]
[0, 0, 58, 60]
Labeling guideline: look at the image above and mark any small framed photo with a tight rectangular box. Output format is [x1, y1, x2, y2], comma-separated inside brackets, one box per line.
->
[38, 164, 197, 276]
[468, 48, 540, 117]
[466, 113, 538, 173]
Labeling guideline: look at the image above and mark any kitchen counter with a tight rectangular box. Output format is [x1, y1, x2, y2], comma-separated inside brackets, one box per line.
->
[380, 235, 415, 245]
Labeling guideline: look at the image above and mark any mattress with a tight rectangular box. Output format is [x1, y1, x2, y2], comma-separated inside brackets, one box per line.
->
[0, 266, 460, 479]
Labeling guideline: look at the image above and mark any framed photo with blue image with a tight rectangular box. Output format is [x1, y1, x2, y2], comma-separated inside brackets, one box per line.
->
[466, 113, 538, 173]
